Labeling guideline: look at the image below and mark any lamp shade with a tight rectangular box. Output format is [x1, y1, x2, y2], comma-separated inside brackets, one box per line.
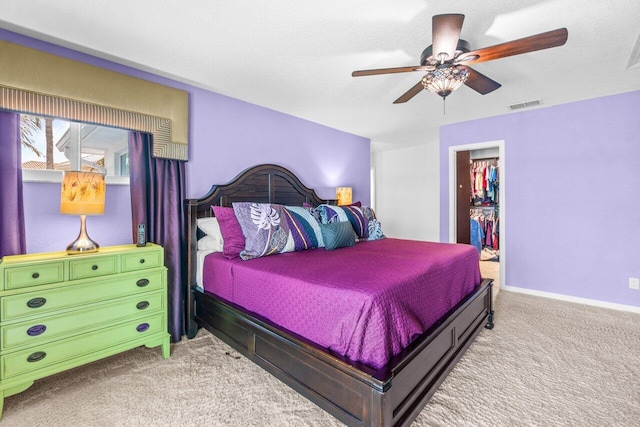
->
[421, 65, 469, 99]
[60, 171, 106, 215]
[336, 187, 353, 206]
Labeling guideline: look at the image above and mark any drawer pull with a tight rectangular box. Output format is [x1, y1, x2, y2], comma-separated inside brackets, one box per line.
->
[27, 324, 47, 336]
[27, 351, 47, 363]
[27, 297, 47, 308]
[32, 272, 40, 279]
[136, 301, 150, 310]
[136, 278, 150, 287]
[139, 258, 146, 264]
[136, 323, 150, 332]
[92, 265, 99, 270]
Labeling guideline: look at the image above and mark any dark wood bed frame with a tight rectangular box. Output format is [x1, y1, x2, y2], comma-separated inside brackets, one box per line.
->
[185, 164, 494, 426]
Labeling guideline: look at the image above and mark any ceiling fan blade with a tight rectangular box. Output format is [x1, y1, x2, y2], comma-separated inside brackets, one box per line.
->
[352, 65, 434, 77]
[460, 66, 501, 95]
[393, 81, 424, 104]
[432, 14, 465, 61]
[458, 28, 568, 65]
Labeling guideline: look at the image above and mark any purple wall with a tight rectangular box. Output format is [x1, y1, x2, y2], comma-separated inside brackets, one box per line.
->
[23, 183, 133, 253]
[1, 29, 370, 254]
[188, 89, 370, 201]
[440, 91, 640, 308]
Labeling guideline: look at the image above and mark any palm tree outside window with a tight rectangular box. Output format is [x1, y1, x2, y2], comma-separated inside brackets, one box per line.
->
[19, 114, 129, 182]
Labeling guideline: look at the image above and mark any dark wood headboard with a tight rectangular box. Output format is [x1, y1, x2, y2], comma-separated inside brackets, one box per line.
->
[185, 164, 332, 293]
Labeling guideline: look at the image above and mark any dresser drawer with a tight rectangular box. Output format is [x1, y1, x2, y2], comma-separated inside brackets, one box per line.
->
[1, 291, 164, 350]
[1, 269, 165, 321]
[3, 262, 65, 290]
[69, 255, 118, 280]
[121, 249, 162, 272]
[1, 313, 165, 379]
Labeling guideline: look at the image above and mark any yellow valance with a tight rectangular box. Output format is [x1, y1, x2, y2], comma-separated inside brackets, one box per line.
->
[0, 40, 188, 160]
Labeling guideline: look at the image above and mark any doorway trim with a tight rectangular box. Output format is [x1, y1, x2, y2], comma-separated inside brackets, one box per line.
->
[448, 140, 505, 289]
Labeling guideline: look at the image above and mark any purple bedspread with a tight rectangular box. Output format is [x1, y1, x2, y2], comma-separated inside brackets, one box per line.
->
[202, 238, 481, 369]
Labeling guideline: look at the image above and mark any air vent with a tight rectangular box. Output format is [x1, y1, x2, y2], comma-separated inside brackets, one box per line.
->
[509, 99, 542, 110]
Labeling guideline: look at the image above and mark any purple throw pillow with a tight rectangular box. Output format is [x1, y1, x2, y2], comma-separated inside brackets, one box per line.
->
[211, 206, 245, 259]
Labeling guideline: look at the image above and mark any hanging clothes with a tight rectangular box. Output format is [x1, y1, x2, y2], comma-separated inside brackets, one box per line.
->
[470, 217, 484, 255]
[485, 221, 493, 247]
[470, 158, 499, 205]
[470, 157, 499, 259]
[470, 207, 499, 252]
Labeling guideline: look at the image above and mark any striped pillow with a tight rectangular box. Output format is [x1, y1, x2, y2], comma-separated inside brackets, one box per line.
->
[232, 202, 324, 260]
[315, 204, 385, 242]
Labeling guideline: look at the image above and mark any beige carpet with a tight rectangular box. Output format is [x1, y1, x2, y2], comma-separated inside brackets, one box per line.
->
[480, 260, 500, 293]
[3, 291, 639, 426]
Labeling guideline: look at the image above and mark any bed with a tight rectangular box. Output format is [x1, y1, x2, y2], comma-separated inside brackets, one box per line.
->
[185, 164, 494, 426]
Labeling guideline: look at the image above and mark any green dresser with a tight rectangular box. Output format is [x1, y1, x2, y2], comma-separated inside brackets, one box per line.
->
[0, 244, 170, 417]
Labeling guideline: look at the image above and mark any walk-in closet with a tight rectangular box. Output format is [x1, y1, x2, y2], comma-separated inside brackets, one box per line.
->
[456, 147, 500, 289]
[470, 156, 499, 262]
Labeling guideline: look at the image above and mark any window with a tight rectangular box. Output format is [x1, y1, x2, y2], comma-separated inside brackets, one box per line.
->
[20, 115, 129, 184]
[119, 153, 129, 177]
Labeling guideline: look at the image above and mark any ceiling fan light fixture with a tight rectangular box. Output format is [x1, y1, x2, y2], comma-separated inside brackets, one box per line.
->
[421, 65, 469, 98]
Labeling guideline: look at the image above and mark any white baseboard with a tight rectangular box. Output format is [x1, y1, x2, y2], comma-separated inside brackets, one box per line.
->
[501, 285, 640, 314]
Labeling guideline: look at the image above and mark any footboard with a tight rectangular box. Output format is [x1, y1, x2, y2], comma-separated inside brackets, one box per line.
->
[192, 279, 493, 426]
[387, 279, 493, 425]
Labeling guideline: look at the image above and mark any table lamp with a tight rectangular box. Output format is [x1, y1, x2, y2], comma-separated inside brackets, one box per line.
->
[336, 187, 352, 206]
[60, 171, 106, 254]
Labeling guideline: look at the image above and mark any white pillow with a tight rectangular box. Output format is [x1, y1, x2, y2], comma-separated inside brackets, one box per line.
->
[196, 217, 224, 252]
[197, 235, 223, 252]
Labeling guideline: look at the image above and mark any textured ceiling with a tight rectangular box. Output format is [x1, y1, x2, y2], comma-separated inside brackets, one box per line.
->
[1, 0, 639, 151]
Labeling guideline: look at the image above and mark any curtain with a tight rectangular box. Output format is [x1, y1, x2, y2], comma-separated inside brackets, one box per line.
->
[0, 111, 26, 258]
[129, 132, 186, 342]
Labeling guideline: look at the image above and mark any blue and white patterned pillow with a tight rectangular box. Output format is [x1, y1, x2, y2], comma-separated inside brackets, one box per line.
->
[233, 202, 324, 260]
[314, 204, 385, 242]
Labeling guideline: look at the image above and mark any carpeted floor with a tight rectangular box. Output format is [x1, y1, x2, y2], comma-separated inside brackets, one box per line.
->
[3, 291, 639, 426]
[479, 260, 500, 291]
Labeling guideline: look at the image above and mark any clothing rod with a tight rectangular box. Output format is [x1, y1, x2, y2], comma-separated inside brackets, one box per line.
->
[471, 157, 499, 162]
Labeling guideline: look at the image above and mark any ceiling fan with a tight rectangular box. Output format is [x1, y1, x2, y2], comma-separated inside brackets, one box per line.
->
[352, 14, 568, 104]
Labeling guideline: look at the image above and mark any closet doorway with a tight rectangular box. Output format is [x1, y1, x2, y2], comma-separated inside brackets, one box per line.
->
[449, 141, 505, 293]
